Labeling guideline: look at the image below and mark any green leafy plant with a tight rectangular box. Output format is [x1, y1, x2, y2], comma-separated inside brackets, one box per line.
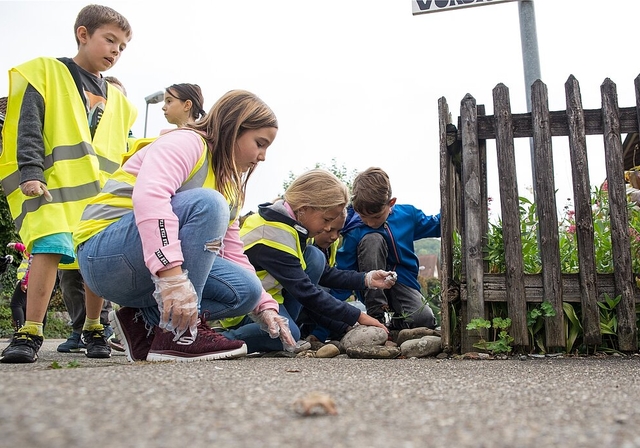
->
[482, 187, 640, 276]
[466, 317, 514, 354]
[526, 301, 557, 354]
[562, 302, 583, 354]
[598, 293, 621, 351]
[419, 276, 442, 326]
[49, 360, 81, 369]
[452, 230, 462, 282]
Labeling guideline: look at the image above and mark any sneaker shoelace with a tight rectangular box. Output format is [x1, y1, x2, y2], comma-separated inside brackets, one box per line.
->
[13, 331, 38, 344]
[196, 317, 229, 342]
[85, 328, 108, 345]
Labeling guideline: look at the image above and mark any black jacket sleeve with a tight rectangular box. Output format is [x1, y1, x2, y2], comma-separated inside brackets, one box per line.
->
[17, 84, 46, 185]
[245, 243, 362, 330]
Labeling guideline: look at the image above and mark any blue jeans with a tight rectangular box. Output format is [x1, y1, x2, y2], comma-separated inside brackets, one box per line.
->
[77, 189, 262, 327]
[222, 244, 325, 353]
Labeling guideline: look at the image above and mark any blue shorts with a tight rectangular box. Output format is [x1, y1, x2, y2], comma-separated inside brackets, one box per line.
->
[31, 232, 75, 264]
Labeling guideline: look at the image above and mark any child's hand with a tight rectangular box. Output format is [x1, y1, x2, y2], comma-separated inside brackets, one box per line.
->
[20, 181, 52, 202]
[365, 270, 397, 290]
[357, 313, 389, 333]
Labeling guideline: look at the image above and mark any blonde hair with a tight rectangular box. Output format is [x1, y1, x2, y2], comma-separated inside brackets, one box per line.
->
[190, 89, 277, 209]
[284, 168, 349, 213]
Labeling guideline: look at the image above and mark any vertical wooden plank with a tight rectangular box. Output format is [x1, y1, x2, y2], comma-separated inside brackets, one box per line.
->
[564, 75, 601, 346]
[601, 78, 637, 351]
[493, 83, 529, 349]
[635, 75, 640, 134]
[531, 80, 566, 350]
[461, 94, 485, 353]
[478, 105, 489, 276]
[438, 97, 453, 352]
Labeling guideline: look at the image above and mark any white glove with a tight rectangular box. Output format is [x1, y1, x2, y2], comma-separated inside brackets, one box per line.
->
[252, 309, 296, 351]
[152, 270, 198, 341]
[20, 180, 52, 202]
[365, 270, 397, 290]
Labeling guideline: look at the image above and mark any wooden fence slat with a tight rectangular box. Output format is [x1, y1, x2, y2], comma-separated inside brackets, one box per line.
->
[635, 75, 640, 135]
[469, 106, 639, 140]
[438, 97, 454, 352]
[564, 75, 601, 345]
[601, 78, 637, 351]
[461, 93, 485, 353]
[492, 83, 528, 348]
[478, 105, 489, 278]
[531, 80, 566, 349]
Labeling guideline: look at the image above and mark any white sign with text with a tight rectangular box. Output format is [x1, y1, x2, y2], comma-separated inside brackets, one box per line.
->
[412, 0, 518, 15]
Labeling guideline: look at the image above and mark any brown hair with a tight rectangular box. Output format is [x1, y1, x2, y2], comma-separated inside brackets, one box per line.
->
[351, 167, 393, 215]
[74, 4, 132, 46]
[189, 90, 278, 209]
[166, 84, 206, 121]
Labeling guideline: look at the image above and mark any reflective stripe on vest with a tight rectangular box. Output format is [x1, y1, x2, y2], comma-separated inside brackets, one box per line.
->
[73, 133, 241, 249]
[0, 57, 136, 251]
[220, 212, 306, 329]
[16, 257, 29, 281]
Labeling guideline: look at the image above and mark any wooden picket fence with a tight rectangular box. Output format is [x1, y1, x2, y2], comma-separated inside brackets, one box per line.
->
[438, 75, 640, 354]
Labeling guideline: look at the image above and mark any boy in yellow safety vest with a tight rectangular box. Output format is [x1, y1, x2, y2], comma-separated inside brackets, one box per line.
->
[0, 4, 137, 363]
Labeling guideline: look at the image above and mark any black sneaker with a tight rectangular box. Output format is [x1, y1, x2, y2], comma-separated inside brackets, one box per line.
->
[82, 326, 111, 359]
[1, 331, 43, 363]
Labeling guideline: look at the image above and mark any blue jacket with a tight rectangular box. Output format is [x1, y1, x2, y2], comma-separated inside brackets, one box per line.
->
[333, 204, 440, 299]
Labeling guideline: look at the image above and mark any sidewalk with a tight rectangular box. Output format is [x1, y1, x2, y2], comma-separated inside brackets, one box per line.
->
[1, 339, 639, 448]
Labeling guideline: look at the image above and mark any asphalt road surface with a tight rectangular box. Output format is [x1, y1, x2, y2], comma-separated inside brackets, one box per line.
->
[1, 339, 639, 448]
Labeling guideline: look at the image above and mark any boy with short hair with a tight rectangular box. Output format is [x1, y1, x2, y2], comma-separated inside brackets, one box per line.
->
[333, 167, 440, 330]
[0, 4, 137, 363]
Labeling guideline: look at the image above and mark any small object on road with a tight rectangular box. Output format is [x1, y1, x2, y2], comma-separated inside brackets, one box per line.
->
[293, 392, 338, 416]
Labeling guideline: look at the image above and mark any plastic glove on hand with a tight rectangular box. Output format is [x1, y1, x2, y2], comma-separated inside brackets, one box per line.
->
[20, 180, 52, 202]
[152, 270, 198, 341]
[367, 270, 397, 290]
[255, 309, 296, 351]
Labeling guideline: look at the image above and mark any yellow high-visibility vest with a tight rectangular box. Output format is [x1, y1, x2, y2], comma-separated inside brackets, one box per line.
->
[221, 210, 306, 329]
[0, 57, 136, 253]
[73, 133, 238, 249]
